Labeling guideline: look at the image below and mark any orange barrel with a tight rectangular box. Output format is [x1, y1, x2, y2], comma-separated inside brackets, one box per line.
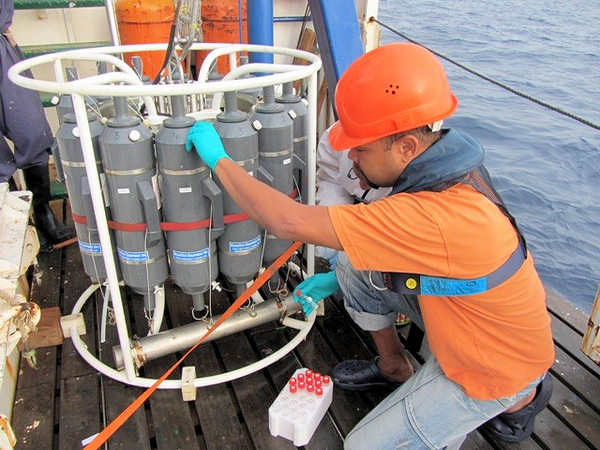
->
[197, 0, 248, 76]
[115, 0, 175, 80]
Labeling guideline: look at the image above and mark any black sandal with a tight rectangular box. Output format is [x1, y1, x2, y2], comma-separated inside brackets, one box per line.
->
[480, 375, 553, 443]
[331, 357, 404, 391]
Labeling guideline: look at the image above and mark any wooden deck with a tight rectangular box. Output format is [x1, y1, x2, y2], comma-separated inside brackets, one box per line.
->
[9, 202, 600, 450]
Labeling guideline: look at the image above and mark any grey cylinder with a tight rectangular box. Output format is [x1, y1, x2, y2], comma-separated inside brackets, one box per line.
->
[56, 111, 118, 283]
[276, 81, 309, 201]
[213, 91, 262, 296]
[251, 85, 295, 265]
[155, 97, 223, 310]
[99, 97, 168, 310]
[51, 66, 80, 183]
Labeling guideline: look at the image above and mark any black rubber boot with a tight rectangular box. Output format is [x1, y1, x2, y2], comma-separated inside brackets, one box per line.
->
[22, 163, 73, 245]
[7, 176, 19, 192]
[480, 375, 553, 443]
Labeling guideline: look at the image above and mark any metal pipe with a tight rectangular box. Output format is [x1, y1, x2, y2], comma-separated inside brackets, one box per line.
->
[306, 71, 318, 277]
[113, 296, 303, 369]
[71, 285, 317, 388]
[103, 0, 120, 46]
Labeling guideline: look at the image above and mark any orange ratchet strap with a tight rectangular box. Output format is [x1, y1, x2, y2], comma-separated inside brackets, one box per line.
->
[84, 241, 303, 450]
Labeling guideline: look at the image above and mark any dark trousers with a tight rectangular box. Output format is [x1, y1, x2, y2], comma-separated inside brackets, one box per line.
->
[0, 33, 53, 182]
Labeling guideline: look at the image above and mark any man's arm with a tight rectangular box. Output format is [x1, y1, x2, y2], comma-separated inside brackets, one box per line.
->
[215, 158, 342, 251]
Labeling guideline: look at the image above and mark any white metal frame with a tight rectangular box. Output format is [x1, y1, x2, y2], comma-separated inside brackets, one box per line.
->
[8, 43, 322, 387]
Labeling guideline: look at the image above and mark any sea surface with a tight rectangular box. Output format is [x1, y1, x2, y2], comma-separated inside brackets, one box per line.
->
[378, 0, 600, 313]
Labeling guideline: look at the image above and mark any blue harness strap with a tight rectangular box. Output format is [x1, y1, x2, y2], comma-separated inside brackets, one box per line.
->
[383, 241, 526, 296]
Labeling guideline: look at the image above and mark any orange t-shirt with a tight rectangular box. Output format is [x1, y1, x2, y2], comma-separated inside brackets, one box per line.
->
[329, 183, 554, 400]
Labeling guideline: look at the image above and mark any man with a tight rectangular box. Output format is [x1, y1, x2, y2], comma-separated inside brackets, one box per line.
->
[316, 128, 411, 327]
[315, 126, 391, 263]
[187, 43, 554, 449]
[1, 0, 72, 248]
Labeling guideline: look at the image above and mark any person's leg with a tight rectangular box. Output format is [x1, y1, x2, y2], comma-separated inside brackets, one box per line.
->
[22, 162, 73, 245]
[331, 254, 420, 388]
[0, 134, 17, 182]
[371, 325, 413, 382]
[344, 356, 541, 450]
[0, 36, 54, 171]
[1, 38, 72, 245]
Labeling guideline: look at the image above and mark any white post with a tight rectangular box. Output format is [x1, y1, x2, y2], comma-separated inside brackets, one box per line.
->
[71, 94, 137, 381]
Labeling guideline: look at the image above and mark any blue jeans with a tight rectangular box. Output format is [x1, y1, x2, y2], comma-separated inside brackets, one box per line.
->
[335, 253, 542, 450]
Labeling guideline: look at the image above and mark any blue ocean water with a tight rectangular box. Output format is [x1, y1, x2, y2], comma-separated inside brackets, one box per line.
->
[378, 0, 600, 313]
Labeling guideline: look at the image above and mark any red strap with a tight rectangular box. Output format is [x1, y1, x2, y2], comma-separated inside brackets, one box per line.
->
[72, 189, 299, 233]
[83, 241, 302, 450]
[160, 219, 211, 231]
[223, 212, 250, 224]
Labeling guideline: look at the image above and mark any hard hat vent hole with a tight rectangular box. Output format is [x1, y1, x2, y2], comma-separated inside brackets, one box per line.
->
[385, 84, 400, 95]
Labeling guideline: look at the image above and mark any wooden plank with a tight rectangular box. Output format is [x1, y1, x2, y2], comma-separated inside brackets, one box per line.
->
[460, 431, 498, 450]
[28, 244, 62, 310]
[530, 407, 592, 450]
[165, 282, 252, 450]
[545, 289, 589, 333]
[217, 332, 297, 450]
[251, 325, 344, 449]
[582, 285, 600, 365]
[96, 290, 153, 450]
[11, 383, 55, 449]
[60, 238, 98, 379]
[101, 378, 153, 450]
[58, 373, 102, 450]
[293, 28, 317, 66]
[479, 431, 544, 450]
[130, 292, 201, 450]
[547, 374, 600, 449]
[143, 359, 203, 450]
[288, 316, 376, 437]
[16, 346, 57, 389]
[551, 345, 600, 407]
[551, 314, 600, 377]
[187, 347, 251, 450]
[16, 248, 61, 391]
[19, 306, 63, 350]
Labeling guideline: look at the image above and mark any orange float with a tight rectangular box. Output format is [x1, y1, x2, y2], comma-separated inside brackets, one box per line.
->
[197, 0, 248, 76]
[115, 0, 175, 80]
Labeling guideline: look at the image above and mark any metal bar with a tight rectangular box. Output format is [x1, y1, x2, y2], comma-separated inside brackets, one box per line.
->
[112, 297, 303, 369]
[71, 94, 137, 381]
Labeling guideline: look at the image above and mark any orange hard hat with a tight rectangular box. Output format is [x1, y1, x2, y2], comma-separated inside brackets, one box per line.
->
[328, 43, 458, 150]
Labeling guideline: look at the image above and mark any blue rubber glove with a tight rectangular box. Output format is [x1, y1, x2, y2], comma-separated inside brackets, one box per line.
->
[293, 271, 340, 316]
[185, 121, 232, 170]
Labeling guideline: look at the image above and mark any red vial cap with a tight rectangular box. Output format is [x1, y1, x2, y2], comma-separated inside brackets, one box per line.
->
[307, 383, 315, 393]
[314, 373, 322, 381]
[315, 380, 322, 388]
[298, 381, 306, 390]
[297, 373, 305, 382]
[322, 375, 331, 385]
[289, 384, 298, 394]
[289, 377, 297, 386]
[315, 387, 323, 397]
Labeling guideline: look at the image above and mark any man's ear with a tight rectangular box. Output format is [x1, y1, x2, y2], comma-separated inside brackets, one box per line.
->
[394, 135, 420, 162]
